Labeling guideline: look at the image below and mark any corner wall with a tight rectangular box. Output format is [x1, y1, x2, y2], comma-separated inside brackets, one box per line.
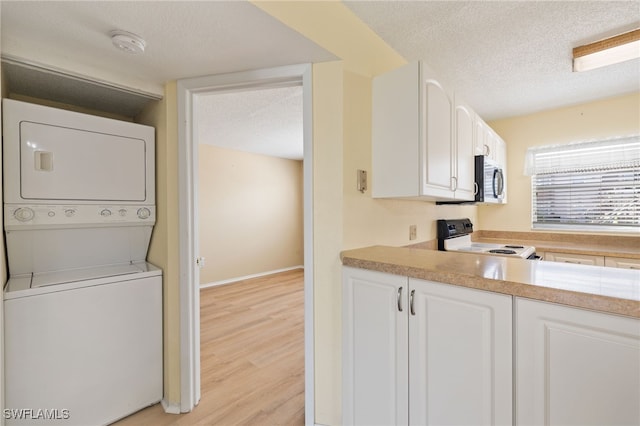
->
[311, 61, 344, 424]
[137, 82, 182, 407]
[479, 92, 640, 234]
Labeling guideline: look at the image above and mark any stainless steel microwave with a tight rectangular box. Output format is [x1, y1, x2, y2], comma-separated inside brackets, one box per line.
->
[475, 155, 505, 203]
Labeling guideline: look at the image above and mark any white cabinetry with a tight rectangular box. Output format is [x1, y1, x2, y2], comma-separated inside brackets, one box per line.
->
[453, 96, 477, 199]
[542, 252, 640, 269]
[605, 256, 640, 269]
[343, 267, 512, 425]
[372, 61, 474, 201]
[475, 118, 491, 157]
[516, 298, 640, 426]
[342, 267, 408, 426]
[408, 278, 513, 426]
[544, 251, 605, 266]
[475, 118, 506, 163]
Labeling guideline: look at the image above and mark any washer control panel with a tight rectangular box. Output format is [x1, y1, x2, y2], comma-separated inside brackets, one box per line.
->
[5, 204, 156, 229]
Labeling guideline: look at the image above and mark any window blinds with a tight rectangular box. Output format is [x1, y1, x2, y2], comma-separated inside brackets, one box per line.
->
[527, 136, 640, 231]
[524, 135, 640, 175]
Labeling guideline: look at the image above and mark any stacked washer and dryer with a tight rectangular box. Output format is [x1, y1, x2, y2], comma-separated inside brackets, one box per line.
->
[2, 99, 162, 425]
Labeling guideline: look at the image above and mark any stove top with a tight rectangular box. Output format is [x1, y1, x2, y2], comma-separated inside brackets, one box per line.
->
[437, 219, 536, 259]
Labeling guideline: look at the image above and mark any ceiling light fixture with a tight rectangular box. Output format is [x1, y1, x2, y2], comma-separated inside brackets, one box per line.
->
[573, 29, 640, 72]
[110, 30, 146, 55]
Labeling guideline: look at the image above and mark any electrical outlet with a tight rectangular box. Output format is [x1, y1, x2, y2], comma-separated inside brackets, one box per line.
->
[409, 225, 417, 240]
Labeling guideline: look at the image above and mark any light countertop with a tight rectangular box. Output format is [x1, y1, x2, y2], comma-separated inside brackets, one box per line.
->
[473, 230, 640, 259]
[341, 245, 640, 318]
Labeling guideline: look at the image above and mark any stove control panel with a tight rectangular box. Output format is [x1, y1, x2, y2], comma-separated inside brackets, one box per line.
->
[4, 204, 156, 230]
[437, 218, 474, 239]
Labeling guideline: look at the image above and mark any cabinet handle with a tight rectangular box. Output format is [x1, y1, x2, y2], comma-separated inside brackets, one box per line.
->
[397, 287, 403, 312]
[473, 182, 479, 195]
[451, 176, 458, 191]
[410, 289, 416, 316]
[484, 144, 490, 157]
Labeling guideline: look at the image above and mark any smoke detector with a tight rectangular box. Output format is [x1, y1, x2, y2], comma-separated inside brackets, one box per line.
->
[110, 30, 146, 54]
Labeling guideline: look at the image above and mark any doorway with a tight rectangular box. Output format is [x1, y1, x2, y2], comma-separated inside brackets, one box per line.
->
[196, 84, 304, 287]
[176, 64, 314, 424]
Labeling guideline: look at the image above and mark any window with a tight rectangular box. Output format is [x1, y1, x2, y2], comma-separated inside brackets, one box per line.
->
[525, 136, 640, 232]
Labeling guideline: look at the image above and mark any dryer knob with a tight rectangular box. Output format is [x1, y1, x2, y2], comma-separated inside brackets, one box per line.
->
[14, 207, 35, 222]
[137, 208, 151, 220]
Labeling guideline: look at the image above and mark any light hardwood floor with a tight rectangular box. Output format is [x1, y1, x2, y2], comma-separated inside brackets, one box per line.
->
[113, 269, 305, 426]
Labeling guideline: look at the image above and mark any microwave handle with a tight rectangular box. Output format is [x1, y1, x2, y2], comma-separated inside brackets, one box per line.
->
[493, 169, 505, 198]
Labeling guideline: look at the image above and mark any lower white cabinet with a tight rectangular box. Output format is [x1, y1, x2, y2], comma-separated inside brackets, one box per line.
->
[515, 298, 640, 426]
[543, 252, 640, 269]
[605, 256, 640, 270]
[543, 251, 605, 266]
[343, 267, 513, 425]
[342, 267, 408, 426]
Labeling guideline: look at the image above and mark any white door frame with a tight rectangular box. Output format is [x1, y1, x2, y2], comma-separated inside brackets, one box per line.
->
[176, 63, 314, 424]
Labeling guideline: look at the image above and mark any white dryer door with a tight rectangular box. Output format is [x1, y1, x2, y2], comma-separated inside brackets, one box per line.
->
[20, 121, 147, 201]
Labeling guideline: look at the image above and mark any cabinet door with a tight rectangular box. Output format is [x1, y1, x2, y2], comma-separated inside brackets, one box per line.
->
[605, 256, 640, 269]
[408, 279, 513, 426]
[494, 136, 507, 167]
[453, 97, 476, 200]
[474, 118, 486, 156]
[343, 267, 409, 426]
[544, 251, 605, 266]
[475, 119, 493, 157]
[372, 61, 421, 198]
[421, 64, 454, 198]
[516, 298, 640, 426]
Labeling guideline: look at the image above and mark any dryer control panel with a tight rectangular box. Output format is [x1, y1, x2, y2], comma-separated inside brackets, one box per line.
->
[4, 204, 156, 230]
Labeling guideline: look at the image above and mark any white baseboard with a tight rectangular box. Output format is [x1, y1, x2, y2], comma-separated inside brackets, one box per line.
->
[161, 398, 181, 415]
[200, 265, 304, 289]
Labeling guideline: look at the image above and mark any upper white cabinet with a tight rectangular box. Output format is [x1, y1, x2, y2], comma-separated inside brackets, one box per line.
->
[475, 118, 491, 157]
[516, 298, 640, 426]
[372, 61, 474, 201]
[453, 96, 477, 199]
[343, 267, 513, 426]
[475, 118, 506, 163]
[475, 117, 507, 203]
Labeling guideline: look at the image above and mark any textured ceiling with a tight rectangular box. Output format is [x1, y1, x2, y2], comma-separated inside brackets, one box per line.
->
[345, 1, 640, 120]
[196, 85, 303, 160]
[0, 1, 336, 95]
